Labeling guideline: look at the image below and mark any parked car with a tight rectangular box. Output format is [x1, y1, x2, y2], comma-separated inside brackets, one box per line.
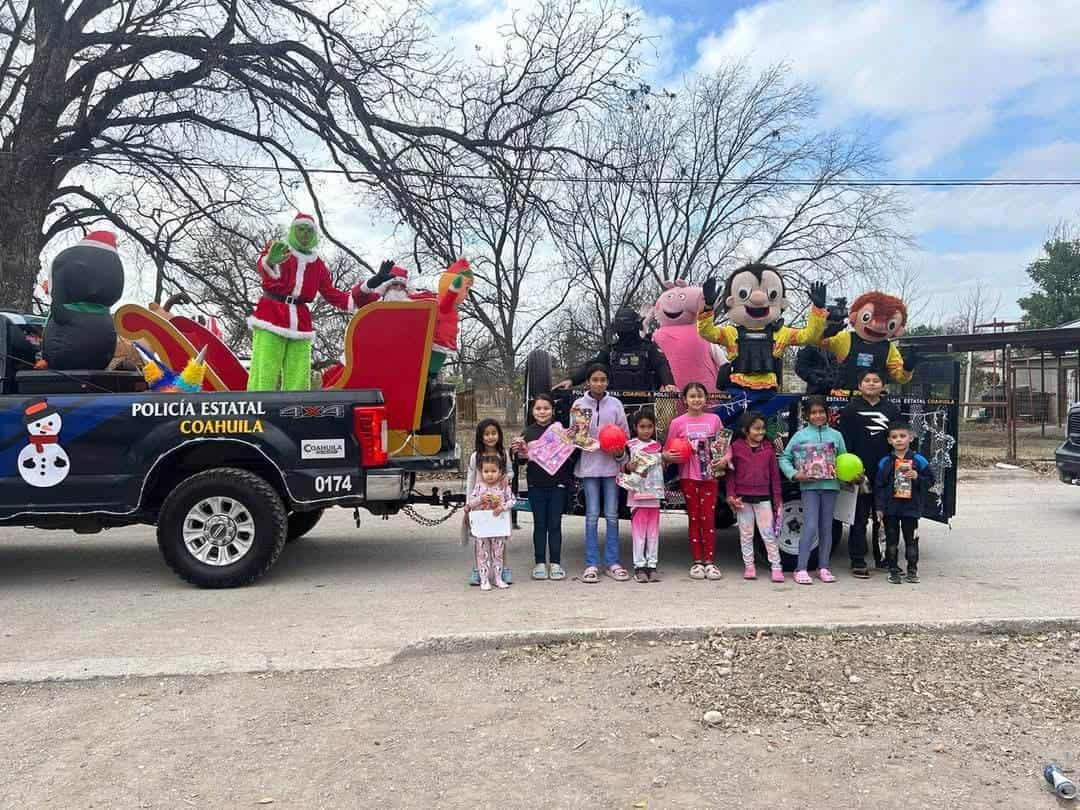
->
[1054, 402, 1080, 484]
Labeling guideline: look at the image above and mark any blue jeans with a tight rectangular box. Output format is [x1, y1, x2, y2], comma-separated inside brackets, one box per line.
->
[528, 485, 566, 565]
[582, 476, 621, 569]
[798, 489, 838, 571]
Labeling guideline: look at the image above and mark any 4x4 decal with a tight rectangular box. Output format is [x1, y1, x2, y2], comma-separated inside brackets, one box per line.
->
[280, 404, 346, 419]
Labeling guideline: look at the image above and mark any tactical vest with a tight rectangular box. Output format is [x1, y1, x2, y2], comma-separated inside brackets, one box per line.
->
[609, 345, 652, 390]
[838, 333, 891, 389]
[732, 324, 778, 376]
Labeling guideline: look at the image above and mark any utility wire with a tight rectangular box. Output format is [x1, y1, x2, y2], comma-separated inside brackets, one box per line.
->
[6, 151, 1080, 187]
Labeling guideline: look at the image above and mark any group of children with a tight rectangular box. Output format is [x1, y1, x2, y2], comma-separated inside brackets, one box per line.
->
[462, 364, 934, 591]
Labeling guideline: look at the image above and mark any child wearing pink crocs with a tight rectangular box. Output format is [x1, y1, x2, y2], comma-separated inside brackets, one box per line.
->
[725, 411, 785, 582]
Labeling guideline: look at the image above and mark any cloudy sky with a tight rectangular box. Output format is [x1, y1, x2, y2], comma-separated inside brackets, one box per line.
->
[103, 0, 1080, 326]
[431, 0, 1080, 323]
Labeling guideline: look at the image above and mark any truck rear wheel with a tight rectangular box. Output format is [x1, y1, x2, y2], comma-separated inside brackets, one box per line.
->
[286, 508, 324, 543]
[775, 496, 818, 572]
[525, 350, 553, 400]
[157, 467, 288, 588]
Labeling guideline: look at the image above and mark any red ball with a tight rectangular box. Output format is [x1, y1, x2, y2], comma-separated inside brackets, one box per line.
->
[666, 437, 692, 463]
[598, 424, 628, 454]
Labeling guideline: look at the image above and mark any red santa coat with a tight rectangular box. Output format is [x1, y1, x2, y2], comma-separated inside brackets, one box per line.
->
[248, 246, 376, 340]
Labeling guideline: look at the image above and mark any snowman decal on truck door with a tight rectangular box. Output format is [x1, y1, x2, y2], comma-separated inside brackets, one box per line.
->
[18, 400, 70, 488]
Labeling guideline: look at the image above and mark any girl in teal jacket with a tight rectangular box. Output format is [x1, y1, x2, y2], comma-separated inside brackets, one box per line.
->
[779, 396, 847, 584]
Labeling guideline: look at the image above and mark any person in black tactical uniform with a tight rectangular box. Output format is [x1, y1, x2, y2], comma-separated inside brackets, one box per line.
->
[555, 307, 676, 392]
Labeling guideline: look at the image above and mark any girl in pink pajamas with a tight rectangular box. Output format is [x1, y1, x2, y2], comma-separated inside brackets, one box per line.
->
[622, 410, 664, 583]
[468, 455, 515, 591]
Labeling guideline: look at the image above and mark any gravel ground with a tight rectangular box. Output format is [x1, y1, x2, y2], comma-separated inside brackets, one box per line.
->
[2, 630, 1077, 809]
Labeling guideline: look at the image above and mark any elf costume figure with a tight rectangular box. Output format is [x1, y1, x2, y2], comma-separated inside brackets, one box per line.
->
[432, 259, 472, 374]
[247, 213, 375, 391]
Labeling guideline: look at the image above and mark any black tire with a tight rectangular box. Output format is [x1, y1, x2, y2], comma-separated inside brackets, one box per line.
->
[157, 467, 288, 588]
[286, 508, 324, 543]
[525, 349, 553, 401]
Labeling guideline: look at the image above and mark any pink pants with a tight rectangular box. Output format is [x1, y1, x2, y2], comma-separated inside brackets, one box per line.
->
[735, 501, 781, 568]
[630, 506, 660, 568]
[474, 536, 507, 586]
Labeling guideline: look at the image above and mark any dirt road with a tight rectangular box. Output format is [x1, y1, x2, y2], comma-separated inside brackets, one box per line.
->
[2, 630, 1077, 809]
[1, 470, 1079, 682]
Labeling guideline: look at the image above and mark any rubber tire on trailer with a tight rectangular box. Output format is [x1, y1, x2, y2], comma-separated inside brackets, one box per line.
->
[774, 495, 819, 572]
[157, 467, 288, 588]
[525, 349, 554, 401]
[286, 508, 324, 543]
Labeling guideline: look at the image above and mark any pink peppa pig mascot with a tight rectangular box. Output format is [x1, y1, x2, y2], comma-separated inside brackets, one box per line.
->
[647, 280, 728, 392]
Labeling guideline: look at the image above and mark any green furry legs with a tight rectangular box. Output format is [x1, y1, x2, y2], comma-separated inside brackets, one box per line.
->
[247, 328, 312, 391]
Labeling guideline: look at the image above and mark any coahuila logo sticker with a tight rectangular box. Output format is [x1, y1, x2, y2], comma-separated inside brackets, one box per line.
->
[301, 438, 346, 460]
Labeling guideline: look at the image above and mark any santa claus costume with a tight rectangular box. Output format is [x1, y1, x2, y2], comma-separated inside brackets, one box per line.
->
[359, 259, 471, 375]
[247, 213, 375, 391]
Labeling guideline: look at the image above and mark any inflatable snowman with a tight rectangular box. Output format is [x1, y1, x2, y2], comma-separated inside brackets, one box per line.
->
[18, 400, 70, 488]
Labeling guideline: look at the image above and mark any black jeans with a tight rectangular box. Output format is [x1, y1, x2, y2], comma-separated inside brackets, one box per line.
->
[529, 485, 567, 565]
[846, 494, 877, 567]
[883, 515, 919, 574]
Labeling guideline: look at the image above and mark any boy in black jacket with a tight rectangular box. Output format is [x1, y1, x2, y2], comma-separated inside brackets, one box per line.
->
[874, 420, 935, 585]
[836, 369, 900, 577]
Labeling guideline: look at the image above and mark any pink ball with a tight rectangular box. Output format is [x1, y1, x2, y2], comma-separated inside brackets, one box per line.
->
[598, 424, 628, 454]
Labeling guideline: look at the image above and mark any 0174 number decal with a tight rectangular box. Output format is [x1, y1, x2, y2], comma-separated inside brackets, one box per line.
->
[314, 474, 353, 494]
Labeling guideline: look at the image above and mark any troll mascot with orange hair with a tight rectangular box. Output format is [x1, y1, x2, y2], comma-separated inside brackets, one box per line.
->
[820, 291, 918, 391]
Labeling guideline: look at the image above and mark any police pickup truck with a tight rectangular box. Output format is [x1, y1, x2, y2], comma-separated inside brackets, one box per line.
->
[0, 375, 456, 588]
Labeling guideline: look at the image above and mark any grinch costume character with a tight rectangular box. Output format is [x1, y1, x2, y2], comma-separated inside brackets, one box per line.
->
[247, 213, 374, 391]
[697, 263, 828, 392]
[819, 291, 917, 391]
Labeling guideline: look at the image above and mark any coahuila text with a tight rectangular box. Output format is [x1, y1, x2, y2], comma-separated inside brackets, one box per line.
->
[131, 401, 268, 418]
[180, 419, 264, 435]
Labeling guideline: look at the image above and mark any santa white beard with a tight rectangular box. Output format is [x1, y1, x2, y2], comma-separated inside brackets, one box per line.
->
[382, 286, 412, 302]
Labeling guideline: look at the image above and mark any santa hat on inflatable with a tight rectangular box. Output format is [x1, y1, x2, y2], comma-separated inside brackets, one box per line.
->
[53, 230, 123, 282]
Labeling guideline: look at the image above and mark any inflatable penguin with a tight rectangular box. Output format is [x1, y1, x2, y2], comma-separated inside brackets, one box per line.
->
[41, 231, 125, 370]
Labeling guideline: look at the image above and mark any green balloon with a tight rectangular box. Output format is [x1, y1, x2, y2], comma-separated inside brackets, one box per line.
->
[836, 453, 865, 483]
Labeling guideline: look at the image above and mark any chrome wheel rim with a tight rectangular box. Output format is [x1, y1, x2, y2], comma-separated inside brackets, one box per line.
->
[182, 496, 256, 566]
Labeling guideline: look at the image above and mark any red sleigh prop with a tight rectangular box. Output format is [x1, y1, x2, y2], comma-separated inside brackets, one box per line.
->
[168, 315, 249, 391]
[114, 305, 234, 392]
[323, 300, 439, 457]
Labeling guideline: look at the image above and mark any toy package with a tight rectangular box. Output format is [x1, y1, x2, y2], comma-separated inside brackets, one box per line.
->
[617, 449, 665, 499]
[792, 442, 837, 480]
[567, 406, 600, 450]
[527, 423, 578, 477]
[709, 428, 733, 478]
[893, 458, 914, 499]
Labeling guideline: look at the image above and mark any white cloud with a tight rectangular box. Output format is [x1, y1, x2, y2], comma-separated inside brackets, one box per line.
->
[695, 0, 1080, 171]
[906, 141, 1080, 235]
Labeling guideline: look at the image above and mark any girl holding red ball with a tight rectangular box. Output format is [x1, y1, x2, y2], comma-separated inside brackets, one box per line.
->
[664, 382, 727, 580]
[572, 364, 631, 583]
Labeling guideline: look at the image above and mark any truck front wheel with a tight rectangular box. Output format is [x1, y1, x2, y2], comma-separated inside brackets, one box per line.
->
[157, 467, 288, 588]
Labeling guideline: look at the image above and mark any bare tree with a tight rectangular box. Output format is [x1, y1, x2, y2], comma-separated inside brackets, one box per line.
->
[359, 0, 641, 417]
[1, 0, 641, 311]
[552, 65, 911, 328]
